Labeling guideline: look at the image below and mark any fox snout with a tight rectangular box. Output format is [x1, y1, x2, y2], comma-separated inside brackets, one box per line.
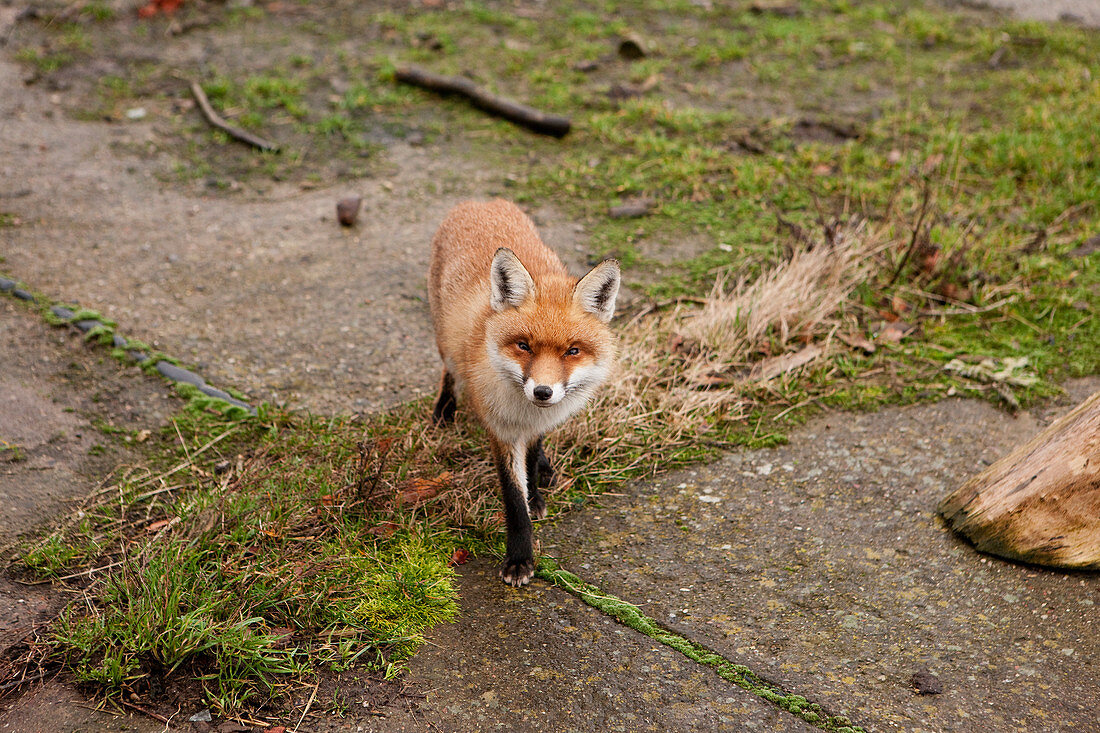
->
[525, 379, 563, 407]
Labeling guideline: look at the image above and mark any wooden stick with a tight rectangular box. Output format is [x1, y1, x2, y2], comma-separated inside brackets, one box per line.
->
[394, 66, 571, 138]
[189, 81, 280, 153]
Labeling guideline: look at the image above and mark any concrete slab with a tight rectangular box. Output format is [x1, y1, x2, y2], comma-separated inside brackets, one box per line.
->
[340, 560, 818, 733]
[547, 380, 1100, 732]
[0, 305, 174, 732]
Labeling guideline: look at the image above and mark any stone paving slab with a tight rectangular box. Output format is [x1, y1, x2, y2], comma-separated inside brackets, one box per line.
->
[345, 560, 818, 733]
[547, 380, 1100, 732]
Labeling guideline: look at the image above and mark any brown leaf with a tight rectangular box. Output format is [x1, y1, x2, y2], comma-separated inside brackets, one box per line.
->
[449, 548, 471, 566]
[399, 472, 451, 506]
[921, 153, 945, 174]
[367, 521, 399, 538]
[320, 494, 337, 507]
[837, 333, 876, 354]
[879, 321, 916, 343]
[146, 519, 171, 533]
[748, 344, 823, 382]
[890, 294, 911, 314]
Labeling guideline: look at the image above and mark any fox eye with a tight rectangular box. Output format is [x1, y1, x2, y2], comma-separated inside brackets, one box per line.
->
[517, 341, 531, 352]
[565, 346, 580, 356]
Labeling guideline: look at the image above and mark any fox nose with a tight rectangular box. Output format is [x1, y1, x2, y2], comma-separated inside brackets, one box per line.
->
[533, 385, 553, 401]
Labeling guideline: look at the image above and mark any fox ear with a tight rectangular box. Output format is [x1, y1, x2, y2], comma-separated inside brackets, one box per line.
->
[574, 259, 620, 323]
[490, 248, 535, 312]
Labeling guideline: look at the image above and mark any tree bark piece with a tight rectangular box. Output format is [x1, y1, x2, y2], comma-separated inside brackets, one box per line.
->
[394, 66, 571, 138]
[938, 390, 1100, 569]
[189, 81, 280, 153]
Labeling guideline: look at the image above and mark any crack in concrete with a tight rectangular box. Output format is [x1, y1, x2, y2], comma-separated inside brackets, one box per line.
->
[537, 560, 866, 733]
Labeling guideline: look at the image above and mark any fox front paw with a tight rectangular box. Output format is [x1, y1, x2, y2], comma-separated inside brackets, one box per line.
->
[499, 557, 535, 587]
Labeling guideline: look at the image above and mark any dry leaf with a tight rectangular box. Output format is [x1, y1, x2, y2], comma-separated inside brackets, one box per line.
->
[837, 333, 876, 354]
[146, 519, 171, 533]
[749, 344, 823, 382]
[367, 521, 399, 538]
[879, 321, 915, 343]
[449, 548, 471, 566]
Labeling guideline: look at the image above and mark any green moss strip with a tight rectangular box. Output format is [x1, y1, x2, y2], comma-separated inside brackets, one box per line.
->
[537, 560, 865, 733]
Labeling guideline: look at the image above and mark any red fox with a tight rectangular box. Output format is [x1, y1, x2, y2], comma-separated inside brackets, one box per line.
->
[428, 200, 620, 586]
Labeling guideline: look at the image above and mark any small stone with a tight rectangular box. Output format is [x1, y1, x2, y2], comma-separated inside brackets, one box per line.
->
[125, 107, 147, 120]
[909, 669, 943, 695]
[112, 334, 128, 348]
[189, 709, 213, 723]
[13, 289, 35, 302]
[51, 305, 75, 320]
[129, 351, 150, 363]
[573, 59, 599, 73]
[336, 195, 362, 227]
[197, 384, 256, 413]
[609, 198, 655, 219]
[155, 361, 206, 387]
[0, 278, 15, 292]
[75, 319, 100, 332]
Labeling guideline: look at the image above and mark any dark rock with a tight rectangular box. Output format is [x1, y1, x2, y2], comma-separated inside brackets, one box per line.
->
[0, 278, 15, 292]
[113, 334, 128, 348]
[337, 195, 362, 227]
[51, 305, 75, 321]
[129, 351, 150, 363]
[750, 0, 802, 16]
[197, 384, 255, 413]
[13, 289, 35, 302]
[618, 33, 648, 59]
[155, 361, 206, 387]
[909, 670, 944, 695]
[74, 319, 100, 332]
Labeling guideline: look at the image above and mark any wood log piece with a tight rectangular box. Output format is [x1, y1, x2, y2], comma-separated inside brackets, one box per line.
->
[189, 81, 280, 153]
[394, 66, 571, 138]
[938, 390, 1100, 569]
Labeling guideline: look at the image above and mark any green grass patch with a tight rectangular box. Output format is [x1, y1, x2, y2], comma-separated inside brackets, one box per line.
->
[18, 406, 461, 714]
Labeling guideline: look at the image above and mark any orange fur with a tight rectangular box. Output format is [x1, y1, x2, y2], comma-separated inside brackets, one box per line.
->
[428, 199, 620, 586]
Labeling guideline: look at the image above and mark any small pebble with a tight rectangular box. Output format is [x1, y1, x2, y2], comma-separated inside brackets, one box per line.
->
[337, 195, 362, 227]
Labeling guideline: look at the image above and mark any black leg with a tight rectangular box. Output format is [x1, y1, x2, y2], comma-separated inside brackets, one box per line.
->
[534, 437, 555, 489]
[432, 370, 457, 425]
[525, 438, 547, 520]
[494, 440, 535, 587]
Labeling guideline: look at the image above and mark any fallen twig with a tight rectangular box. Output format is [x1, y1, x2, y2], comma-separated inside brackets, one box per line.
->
[0, 670, 49, 693]
[394, 66, 571, 138]
[189, 81, 280, 153]
[120, 699, 173, 726]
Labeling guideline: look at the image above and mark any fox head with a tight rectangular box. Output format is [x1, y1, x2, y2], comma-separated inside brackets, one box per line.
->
[486, 247, 620, 410]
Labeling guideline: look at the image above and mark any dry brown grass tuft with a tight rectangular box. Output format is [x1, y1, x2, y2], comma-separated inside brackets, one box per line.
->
[545, 219, 888, 494]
